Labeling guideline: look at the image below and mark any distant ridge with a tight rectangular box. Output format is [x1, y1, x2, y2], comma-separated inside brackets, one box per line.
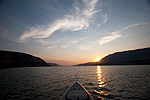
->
[75, 47, 150, 66]
[47, 63, 59, 66]
[0, 50, 49, 69]
[75, 62, 99, 66]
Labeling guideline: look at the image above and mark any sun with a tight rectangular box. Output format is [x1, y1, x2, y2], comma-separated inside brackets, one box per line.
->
[95, 58, 101, 62]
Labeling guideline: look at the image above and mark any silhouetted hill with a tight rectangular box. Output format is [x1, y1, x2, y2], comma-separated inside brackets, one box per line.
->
[48, 63, 59, 66]
[76, 47, 150, 66]
[0, 50, 49, 69]
[75, 62, 99, 66]
[100, 47, 150, 65]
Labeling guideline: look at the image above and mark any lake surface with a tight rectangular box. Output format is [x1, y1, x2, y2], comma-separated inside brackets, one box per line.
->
[0, 65, 150, 100]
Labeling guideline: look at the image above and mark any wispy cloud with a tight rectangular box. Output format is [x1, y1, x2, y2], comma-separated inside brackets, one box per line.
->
[97, 21, 150, 46]
[102, 13, 108, 24]
[98, 31, 121, 45]
[46, 46, 54, 49]
[77, 45, 90, 51]
[38, 36, 83, 49]
[124, 22, 150, 30]
[60, 37, 86, 49]
[38, 39, 51, 45]
[19, 0, 99, 43]
[61, 46, 68, 48]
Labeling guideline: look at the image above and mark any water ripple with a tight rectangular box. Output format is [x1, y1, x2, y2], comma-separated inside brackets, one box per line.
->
[0, 65, 150, 100]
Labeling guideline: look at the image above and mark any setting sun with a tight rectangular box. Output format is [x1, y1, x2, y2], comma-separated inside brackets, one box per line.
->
[96, 58, 101, 62]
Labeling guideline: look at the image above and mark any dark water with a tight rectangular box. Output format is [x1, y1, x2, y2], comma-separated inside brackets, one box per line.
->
[0, 65, 150, 100]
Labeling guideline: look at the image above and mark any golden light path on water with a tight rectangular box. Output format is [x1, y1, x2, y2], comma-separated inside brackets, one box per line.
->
[97, 66, 105, 87]
[96, 66, 109, 99]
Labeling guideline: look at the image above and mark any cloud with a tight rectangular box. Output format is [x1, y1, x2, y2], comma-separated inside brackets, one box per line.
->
[61, 45, 68, 48]
[124, 22, 150, 30]
[46, 46, 54, 49]
[38, 39, 50, 45]
[97, 21, 150, 46]
[77, 46, 90, 51]
[59, 37, 84, 49]
[38, 36, 82, 49]
[102, 13, 108, 24]
[98, 31, 121, 45]
[19, 0, 99, 43]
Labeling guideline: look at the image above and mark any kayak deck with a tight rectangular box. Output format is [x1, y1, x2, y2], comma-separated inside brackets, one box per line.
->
[60, 81, 94, 100]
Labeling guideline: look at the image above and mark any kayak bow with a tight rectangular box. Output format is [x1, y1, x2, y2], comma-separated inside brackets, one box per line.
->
[60, 81, 94, 100]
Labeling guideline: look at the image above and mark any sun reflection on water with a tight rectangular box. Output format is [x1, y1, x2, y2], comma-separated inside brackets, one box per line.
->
[96, 66, 109, 99]
[97, 66, 105, 87]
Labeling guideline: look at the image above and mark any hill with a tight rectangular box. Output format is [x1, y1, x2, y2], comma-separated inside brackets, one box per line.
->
[47, 63, 59, 66]
[0, 50, 49, 69]
[75, 62, 99, 66]
[76, 47, 150, 66]
[100, 47, 150, 65]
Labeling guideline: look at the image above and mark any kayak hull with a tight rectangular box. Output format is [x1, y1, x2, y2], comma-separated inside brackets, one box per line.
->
[60, 81, 94, 100]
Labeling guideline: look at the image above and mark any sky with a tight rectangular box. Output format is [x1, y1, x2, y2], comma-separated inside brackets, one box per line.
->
[0, 0, 150, 65]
